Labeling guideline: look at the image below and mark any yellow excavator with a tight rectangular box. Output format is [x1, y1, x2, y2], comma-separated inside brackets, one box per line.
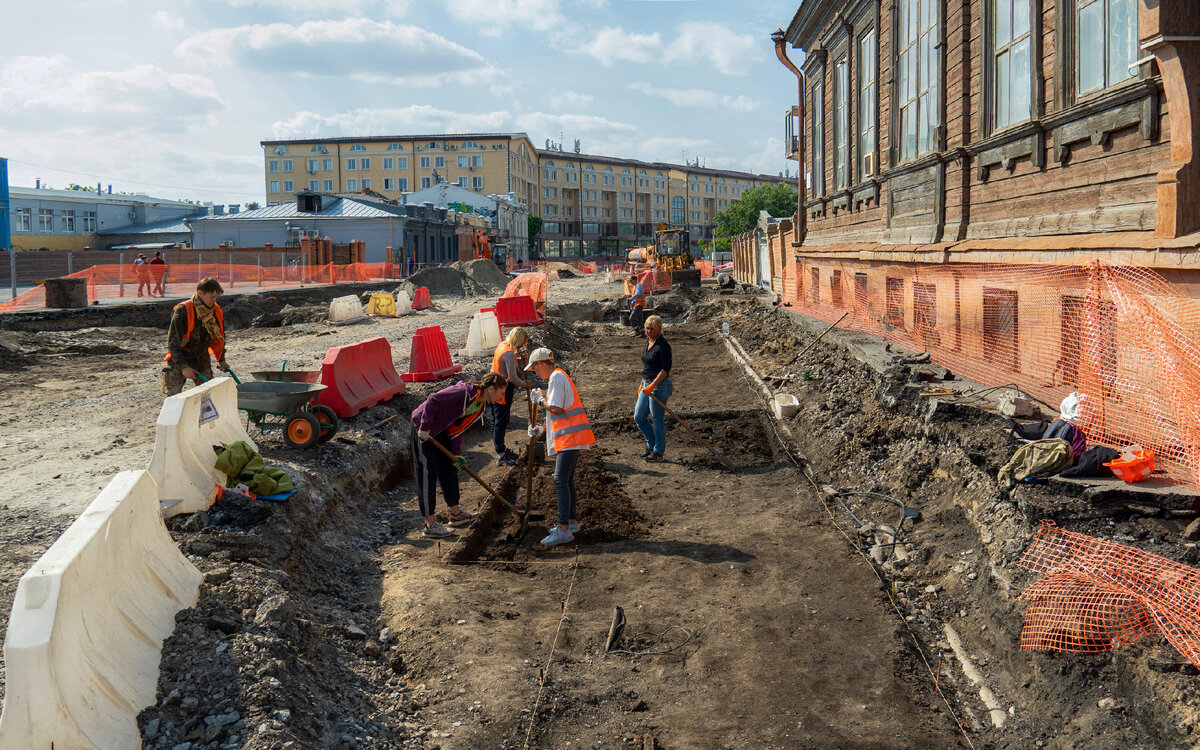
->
[651, 224, 693, 271]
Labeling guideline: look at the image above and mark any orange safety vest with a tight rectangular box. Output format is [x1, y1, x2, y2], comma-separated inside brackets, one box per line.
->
[446, 390, 486, 437]
[492, 340, 514, 378]
[630, 282, 646, 309]
[164, 299, 225, 363]
[548, 368, 596, 452]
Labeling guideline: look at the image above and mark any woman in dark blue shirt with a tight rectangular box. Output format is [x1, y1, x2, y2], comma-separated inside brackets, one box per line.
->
[635, 314, 673, 462]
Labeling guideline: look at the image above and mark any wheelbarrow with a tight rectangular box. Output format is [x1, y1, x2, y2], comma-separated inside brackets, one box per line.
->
[211, 365, 335, 448]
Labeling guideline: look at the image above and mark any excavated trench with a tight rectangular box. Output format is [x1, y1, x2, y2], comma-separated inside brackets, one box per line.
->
[134, 292, 1200, 749]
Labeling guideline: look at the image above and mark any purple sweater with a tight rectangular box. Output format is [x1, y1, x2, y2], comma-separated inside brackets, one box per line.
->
[412, 381, 478, 454]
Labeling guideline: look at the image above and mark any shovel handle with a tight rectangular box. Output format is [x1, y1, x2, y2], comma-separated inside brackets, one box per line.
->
[425, 436, 522, 514]
[649, 393, 735, 470]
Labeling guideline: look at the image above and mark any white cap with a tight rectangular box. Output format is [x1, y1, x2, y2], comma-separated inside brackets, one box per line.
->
[524, 347, 554, 371]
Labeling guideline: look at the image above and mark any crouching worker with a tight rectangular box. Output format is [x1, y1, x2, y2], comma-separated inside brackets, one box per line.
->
[527, 347, 596, 546]
[162, 277, 228, 396]
[412, 372, 509, 537]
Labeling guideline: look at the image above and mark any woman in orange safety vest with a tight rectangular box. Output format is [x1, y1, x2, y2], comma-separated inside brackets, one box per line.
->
[527, 347, 595, 546]
[490, 326, 531, 465]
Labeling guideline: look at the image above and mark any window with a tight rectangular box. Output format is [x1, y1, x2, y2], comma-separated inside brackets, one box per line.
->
[387, 143, 404, 151]
[830, 270, 844, 306]
[323, 179, 334, 191]
[350, 144, 366, 151]
[993, 0, 1033, 129]
[1078, 0, 1137, 95]
[671, 196, 685, 224]
[811, 79, 825, 196]
[810, 268, 820, 302]
[282, 180, 294, 193]
[833, 57, 850, 189]
[311, 145, 328, 153]
[983, 288, 1020, 371]
[347, 179, 358, 191]
[472, 156, 482, 168]
[472, 176, 483, 190]
[382, 178, 393, 190]
[859, 31, 878, 177]
[397, 157, 408, 169]
[421, 177, 431, 188]
[307, 159, 319, 172]
[282, 159, 293, 172]
[897, 0, 940, 158]
[15, 207, 31, 231]
[434, 156, 445, 169]
[458, 177, 467, 187]
[854, 273, 869, 309]
[268, 160, 279, 172]
[322, 158, 332, 171]
[362, 179, 371, 189]
[308, 180, 319, 191]
[1059, 295, 1117, 387]
[82, 211, 96, 232]
[398, 178, 408, 191]
[583, 222, 599, 234]
[458, 156, 468, 168]
[269, 180, 280, 193]
[913, 282, 940, 344]
[37, 208, 53, 231]
[59, 210, 74, 233]
[360, 158, 370, 170]
[885, 277, 905, 325]
[346, 158, 357, 171]
[420, 156, 431, 169]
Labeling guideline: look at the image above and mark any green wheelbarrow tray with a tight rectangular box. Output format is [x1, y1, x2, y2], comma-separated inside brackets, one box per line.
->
[249, 370, 320, 384]
[236, 381, 326, 413]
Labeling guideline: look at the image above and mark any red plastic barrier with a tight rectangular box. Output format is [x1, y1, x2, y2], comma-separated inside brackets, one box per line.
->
[412, 286, 433, 310]
[494, 294, 544, 328]
[317, 337, 407, 418]
[402, 326, 463, 382]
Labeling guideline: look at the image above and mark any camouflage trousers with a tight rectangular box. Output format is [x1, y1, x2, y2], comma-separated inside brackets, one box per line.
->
[161, 360, 214, 396]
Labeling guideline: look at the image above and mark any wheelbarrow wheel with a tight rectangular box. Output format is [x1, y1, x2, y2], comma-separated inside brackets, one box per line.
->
[284, 412, 321, 449]
[312, 404, 339, 442]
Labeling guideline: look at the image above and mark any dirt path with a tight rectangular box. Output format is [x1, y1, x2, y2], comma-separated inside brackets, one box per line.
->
[379, 328, 964, 748]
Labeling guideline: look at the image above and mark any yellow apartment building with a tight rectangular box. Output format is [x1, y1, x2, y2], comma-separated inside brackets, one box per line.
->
[260, 132, 786, 259]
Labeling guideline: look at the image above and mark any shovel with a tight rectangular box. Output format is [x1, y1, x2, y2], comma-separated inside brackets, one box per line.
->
[521, 390, 540, 536]
[648, 393, 737, 471]
[426, 437, 544, 522]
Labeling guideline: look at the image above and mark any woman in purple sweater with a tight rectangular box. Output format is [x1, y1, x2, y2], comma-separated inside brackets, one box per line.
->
[411, 372, 508, 537]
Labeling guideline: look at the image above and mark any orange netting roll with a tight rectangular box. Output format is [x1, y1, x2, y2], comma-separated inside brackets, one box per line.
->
[1018, 520, 1200, 668]
[503, 272, 549, 308]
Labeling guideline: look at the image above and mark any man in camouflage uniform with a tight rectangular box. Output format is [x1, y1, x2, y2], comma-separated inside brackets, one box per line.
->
[161, 277, 229, 395]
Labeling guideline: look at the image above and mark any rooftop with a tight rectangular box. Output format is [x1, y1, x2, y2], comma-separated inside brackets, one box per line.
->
[10, 186, 200, 207]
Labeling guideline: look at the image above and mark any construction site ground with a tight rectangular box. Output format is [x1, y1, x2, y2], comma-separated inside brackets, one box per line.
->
[0, 275, 1198, 749]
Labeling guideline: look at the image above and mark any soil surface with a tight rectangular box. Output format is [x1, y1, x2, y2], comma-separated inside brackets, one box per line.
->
[1, 276, 1198, 749]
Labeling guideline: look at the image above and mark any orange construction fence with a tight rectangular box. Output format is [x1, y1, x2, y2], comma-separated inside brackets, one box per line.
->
[503, 272, 550, 309]
[0, 262, 403, 311]
[773, 255, 1200, 495]
[1018, 520, 1200, 669]
[696, 261, 714, 278]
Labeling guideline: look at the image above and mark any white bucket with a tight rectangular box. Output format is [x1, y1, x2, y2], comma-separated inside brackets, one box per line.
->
[774, 393, 800, 419]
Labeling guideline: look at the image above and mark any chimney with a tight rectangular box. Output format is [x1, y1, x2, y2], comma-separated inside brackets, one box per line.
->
[35, 178, 40, 189]
[212, 205, 225, 216]
[107, 185, 112, 194]
[97, 182, 102, 193]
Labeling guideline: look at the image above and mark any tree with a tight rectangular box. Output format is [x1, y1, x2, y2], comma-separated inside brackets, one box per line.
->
[713, 182, 798, 240]
[244, 201, 261, 210]
[528, 215, 543, 252]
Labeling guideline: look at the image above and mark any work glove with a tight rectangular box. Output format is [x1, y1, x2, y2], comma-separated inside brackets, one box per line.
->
[530, 388, 545, 405]
[641, 383, 656, 396]
[417, 429, 431, 441]
[216, 359, 229, 372]
[527, 425, 545, 438]
[453, 455, 467, 470]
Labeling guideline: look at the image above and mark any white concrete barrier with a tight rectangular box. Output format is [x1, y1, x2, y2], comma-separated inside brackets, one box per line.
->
[149, 377, 255, 517]
[457, 311, 502, 357]
[0, 470, 202, 750]
[394, 290, 415, 315]
[328, 294, 367, 325]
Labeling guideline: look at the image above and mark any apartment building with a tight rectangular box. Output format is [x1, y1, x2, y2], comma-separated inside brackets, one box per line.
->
[261, 133, 786, 259]
[260, 133, 540, 213]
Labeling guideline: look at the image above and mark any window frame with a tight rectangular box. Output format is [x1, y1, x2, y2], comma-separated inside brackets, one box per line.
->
[833, 55, 851, 190]
[857, 28, 879, 180]
[893, 0, 942, 162]
[811, 75, 826, 198]
[15, 207, 31, 231]
[983, 0, 1039, 135]
[82, 211, 96, 233]
[1075, 0, 1138, 97]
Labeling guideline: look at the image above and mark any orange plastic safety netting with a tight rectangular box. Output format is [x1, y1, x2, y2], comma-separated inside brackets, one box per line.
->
[776, 256, 1200, 493]
[0, 262, 400, 311]
[696, 261, 714, 278]
[503, 272, 549, 308]
[1018, 520, 1200, 667]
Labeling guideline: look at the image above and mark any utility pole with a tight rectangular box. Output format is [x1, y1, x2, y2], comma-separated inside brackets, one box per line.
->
[0, 157, 11, 299]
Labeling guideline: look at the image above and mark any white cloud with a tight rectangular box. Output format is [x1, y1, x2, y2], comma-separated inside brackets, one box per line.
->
[628, 82, 760, 111]
[0, 55, 223, 133]
[178, 19, 498, 85]
[439, 0, 565, 36]
[154, 10, 185, 30]
[214, 0, 408, 13]
[554, 90, 595, 108]
[576, 21, 764, 75]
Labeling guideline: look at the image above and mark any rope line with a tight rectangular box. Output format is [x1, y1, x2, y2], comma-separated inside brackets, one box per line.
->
[522, 546, 581, 750]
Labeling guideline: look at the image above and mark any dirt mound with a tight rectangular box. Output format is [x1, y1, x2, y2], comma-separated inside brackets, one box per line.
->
[395, 259, 507, 298]
[543, 261, 581, 278]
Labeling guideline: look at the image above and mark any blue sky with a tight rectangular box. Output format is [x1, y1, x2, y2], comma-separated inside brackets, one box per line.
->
[1, 0, 800, 208]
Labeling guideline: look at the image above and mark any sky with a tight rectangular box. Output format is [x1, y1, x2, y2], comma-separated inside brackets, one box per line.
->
[1, 0, 801, 209]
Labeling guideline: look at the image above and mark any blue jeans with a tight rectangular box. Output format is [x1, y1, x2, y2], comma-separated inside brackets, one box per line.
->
[634, 378, 673, 455]
[553, 449, 581, 526]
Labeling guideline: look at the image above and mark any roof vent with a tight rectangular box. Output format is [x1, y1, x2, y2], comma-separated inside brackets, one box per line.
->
[297, 193, 322, 213]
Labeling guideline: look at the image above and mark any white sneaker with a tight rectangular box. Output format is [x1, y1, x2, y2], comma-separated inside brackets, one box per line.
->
[568, 522, 579, 534]
[541, 527, 575, 546]
[423, 523, 453, 538]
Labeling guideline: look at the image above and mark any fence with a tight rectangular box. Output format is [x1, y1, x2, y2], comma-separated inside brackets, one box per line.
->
[742, 229, 1200, 493]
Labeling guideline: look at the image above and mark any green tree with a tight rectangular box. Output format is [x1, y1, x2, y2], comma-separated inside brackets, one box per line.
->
[528, 215, 543, 252]
[713, 182, 798, 240]
[244, 201, 261, 210]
